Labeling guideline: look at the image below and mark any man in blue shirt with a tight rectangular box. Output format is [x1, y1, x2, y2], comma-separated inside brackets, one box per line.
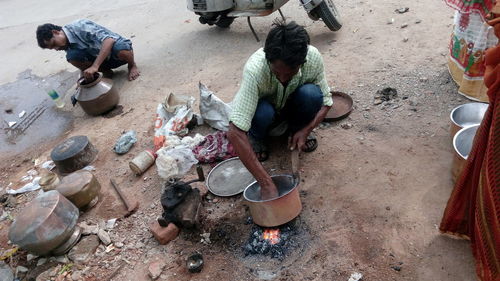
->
[36, 19, 140, 81]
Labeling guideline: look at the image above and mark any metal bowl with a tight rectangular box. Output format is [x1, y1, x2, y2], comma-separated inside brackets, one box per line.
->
[450, 103, 488, 137]
[451, 125, 480, 182]
[243, 175, 302, 227]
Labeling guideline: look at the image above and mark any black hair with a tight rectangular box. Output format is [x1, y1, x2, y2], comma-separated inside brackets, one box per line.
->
[264, 20, 310, 68]
[36, 23, 62, 48]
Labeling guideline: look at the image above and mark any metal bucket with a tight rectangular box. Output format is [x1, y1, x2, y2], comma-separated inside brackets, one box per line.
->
[451, 125, 480, 183]
[243, 175, 302, 227]
[450, 103, 488, 138]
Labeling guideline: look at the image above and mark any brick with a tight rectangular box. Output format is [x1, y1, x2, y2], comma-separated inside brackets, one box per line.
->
[150, 222, 179, 245]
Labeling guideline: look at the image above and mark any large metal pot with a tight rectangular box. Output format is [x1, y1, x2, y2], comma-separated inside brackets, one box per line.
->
[8, 190, 80, 256]
[56, 170, 101, 209]
[450, 103, 488, 138]
[76, 72, 119, 116]
[243, 175, 302, 227]
[451, 125, 480, 183]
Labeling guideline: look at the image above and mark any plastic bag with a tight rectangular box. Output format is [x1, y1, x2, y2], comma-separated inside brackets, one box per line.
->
[156, 146, 198, 180]
[154, 93, 195, 150]
[113, 130, 137, 154]
[7, 177, 41, 194]
[199, 82, 232, 131]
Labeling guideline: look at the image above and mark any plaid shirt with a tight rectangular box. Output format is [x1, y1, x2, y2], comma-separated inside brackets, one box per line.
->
[63, 19, 125, 57]
[230, 46, 332, 131]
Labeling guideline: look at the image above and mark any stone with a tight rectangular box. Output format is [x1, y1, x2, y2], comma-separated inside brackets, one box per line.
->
[79, 222, 98, 235]
[150, 222, 180, 245]
[97, 229, 112, 246]
[68, 235, 100, 263]
[16, 266, 28, 273]
[27, 254, 38, 262]
[36, 258, 47, 266]
[71, 271, 83, 281]
[105, 219, 117, 230]
[148, 261, 166, 280]
[0, 262, 13, 281]
[401, 23, 408, 28]
[341, 123, 353, 130]
[115, 242, 124, 248]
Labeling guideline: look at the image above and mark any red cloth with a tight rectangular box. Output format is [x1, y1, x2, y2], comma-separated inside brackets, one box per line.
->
[192, 131, 237, 164]
[444, 0, 494, 20]
[440, 36, 500, 280]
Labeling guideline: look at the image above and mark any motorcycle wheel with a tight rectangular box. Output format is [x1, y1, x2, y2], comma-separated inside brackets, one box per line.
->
[215, 16, 235, 28]
[313, 0, 342, 31]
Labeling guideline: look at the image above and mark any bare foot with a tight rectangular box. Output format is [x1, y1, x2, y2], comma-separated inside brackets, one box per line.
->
[260, 184, 279, 200]
[128, 64, 140, 81]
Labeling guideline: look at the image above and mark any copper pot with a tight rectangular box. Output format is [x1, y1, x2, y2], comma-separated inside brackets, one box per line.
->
[243, 175, 302, 227]
[76, 72, 119, 116]
[8, 190, 80, 256]
[56, 170, 100, 209]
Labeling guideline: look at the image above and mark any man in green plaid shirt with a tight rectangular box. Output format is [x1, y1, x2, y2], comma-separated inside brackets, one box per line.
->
[227, 21, 333, 199]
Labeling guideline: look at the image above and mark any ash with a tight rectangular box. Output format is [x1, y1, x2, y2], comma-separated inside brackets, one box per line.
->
[243, 223, 299, 260]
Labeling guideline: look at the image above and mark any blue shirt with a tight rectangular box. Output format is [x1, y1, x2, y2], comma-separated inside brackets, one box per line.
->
[62, 19, 130, 57]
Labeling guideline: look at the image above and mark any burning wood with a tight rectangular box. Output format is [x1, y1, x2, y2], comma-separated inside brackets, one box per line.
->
[244, 223, 298, 260]
[262, 229, 280, 245]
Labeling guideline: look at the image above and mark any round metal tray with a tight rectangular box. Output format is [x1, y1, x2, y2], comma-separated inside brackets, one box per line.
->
[324, 91, 353, 121]
[206, 157, 255, 197]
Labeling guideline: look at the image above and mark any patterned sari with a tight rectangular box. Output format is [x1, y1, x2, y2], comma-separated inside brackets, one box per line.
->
[440, 18, 500, 280]
[445, 0, 497, 101]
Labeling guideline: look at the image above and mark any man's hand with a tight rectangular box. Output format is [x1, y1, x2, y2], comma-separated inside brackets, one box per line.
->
[289, 127, 311, 151]
[83, 66, 99, 81]
[261, 183, 279, 200]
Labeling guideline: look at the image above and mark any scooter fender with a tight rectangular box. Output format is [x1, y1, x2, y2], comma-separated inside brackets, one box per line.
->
[300, 0, 323, 13]
[187, 0, 234, 13]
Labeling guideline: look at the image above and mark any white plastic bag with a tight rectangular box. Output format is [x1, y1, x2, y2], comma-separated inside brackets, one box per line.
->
[154, 93, 195, 150]
[199, 82, 232, 131]
[156, 146, 198, 180]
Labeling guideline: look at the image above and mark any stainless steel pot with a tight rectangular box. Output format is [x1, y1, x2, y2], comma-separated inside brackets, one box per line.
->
[451, 125, 480, 183]
[76, 72, 119, 116]
[450, 103, 488, 138]
[243, 175, 302, 227]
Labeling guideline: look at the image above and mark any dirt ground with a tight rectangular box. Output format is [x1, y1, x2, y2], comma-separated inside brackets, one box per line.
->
[0, 0, 481, 280]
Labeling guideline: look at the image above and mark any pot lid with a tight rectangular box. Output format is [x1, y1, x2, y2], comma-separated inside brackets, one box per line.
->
[206, 157, 255, 197]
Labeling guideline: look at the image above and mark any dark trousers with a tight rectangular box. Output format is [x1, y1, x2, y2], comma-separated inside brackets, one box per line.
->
[249, 84, 323, 140]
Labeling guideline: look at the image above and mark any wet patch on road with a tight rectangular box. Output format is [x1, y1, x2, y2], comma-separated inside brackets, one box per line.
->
[0, 69, 78, 157]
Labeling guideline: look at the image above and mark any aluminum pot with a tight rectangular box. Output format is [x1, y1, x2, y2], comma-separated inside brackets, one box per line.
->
[451, 125, 480, 183]
[243, 175, 302, 227]
[450, 103, 488, 138]
[76, 72, 119, 116]
[8, 190, 80, 256]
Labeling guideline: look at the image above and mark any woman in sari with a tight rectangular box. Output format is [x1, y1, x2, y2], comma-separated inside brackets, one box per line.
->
[440, 7, 500, 281]
[445, 0, 498, 101]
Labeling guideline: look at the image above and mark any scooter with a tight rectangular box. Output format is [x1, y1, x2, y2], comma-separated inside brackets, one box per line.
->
[186, 0, 341, 39]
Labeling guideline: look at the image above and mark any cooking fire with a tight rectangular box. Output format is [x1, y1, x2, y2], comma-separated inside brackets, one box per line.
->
[243, 222, 299, 260]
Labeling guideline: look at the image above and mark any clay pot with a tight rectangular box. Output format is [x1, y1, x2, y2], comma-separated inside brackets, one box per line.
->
[76, 72, 119, 116]
[8, 190, 80, 256]
[56, 170, 100, 209]
[243, 175, 302, 227]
